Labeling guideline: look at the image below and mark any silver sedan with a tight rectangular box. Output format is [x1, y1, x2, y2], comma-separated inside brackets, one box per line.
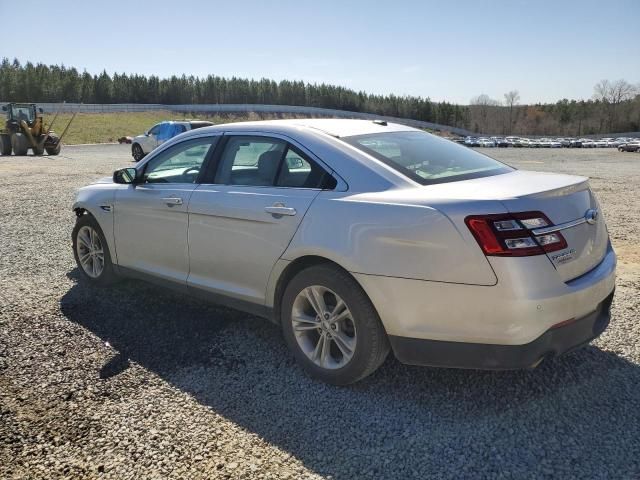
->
[72, 119, 616, 384]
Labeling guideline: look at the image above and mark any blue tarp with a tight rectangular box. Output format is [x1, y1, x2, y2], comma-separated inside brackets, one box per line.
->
[156, 122, 181, 141]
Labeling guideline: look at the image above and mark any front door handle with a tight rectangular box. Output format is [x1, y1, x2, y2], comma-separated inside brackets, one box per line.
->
[264, 203, 297, 217]
[161, 196, 183, 206]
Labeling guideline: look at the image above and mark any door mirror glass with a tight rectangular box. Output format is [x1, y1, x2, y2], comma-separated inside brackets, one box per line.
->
[113, 167, 138, 184]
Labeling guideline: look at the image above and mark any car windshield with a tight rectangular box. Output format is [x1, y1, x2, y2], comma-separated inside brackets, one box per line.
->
[344, 130, 513, 185]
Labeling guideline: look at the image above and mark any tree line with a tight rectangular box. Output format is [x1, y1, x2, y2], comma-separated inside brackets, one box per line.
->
[469, 80, 639, 136]
[0, 58, 468, 129]
[1, 58, 638, 135]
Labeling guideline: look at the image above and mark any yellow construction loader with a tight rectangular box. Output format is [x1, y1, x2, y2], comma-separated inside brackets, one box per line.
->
[0, 103, 76, 156]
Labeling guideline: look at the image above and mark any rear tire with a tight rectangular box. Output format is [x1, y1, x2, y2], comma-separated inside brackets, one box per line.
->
[45, 144, 61, 155]
[0, 134, 11, 155]
[132, 143, 145, 162]
[281, 264, 390, 385]
[72, 214, 118, 286]
[11, 133, 29, 155]
[46, 134, 61, 155]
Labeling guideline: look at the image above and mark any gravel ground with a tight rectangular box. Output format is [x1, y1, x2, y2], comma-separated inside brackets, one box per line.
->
[1, 145, 639, 479]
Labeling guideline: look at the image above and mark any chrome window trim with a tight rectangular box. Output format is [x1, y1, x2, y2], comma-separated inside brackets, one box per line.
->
[212, 130, 348, 191]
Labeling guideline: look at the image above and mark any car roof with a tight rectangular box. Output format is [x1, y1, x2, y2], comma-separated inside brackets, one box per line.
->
[195, 118, 417, 138]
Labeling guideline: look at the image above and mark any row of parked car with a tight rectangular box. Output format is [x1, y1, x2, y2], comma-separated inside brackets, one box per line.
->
[457, 136, 640, 150]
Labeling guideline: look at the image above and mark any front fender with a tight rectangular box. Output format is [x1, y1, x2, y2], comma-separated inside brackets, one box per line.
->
[72, 187, 118, 264]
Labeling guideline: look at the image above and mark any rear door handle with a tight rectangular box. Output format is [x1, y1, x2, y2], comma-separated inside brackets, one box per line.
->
[161, 196, 183, 206]
[264, 203, 297, 217]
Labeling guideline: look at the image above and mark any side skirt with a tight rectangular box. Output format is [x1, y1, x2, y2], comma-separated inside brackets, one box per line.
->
[115, 266, 275, 322]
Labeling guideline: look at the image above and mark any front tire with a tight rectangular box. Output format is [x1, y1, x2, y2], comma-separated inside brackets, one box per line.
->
[281, 265, 390, 385]
[0, 134, 11, 155]
[132, 143, 145, 162]
[11, 133, 29, 155]
[72, 214, 118, 286]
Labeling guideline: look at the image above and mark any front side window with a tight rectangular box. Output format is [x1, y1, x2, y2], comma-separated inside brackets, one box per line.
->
[143, 137, 216, 184]
[148, 124, 162, 135]
[344, 131, 513, 185]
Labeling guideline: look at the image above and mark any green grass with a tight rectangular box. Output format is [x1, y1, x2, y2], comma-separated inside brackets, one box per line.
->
[45, 110, 315, 145]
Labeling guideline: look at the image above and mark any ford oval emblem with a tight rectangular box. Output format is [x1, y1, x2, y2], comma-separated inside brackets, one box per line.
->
[585, 209, 598, 225]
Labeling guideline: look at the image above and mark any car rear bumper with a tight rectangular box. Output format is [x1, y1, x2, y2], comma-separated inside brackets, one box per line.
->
[354, 243, 616, 355]
[388, 290, 613, 369]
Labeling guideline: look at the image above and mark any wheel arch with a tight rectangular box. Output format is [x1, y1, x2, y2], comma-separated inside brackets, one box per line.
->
[270, 254, 373, 326]
[131, 142, 145, 159]
[72, 200, 118, 265]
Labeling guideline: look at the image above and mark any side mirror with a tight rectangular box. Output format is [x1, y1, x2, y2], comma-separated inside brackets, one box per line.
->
[113, 167, 139, 184]
[38, 108, 44, 113]
[1, 106, 6, 111]
[287, 158, 304, 169]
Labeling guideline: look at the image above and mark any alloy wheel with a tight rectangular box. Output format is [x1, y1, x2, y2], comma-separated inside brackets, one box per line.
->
[291, 285, 357, 369]
[76, 225, 104, 278]
[132, 144, 143, 161]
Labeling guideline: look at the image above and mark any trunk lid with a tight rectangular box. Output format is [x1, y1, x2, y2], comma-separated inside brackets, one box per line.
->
[414, 170, 608, 282]
[498, 173, 608, 282]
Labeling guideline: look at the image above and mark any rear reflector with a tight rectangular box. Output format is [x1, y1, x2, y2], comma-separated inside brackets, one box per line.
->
[465, 211, 567, 257]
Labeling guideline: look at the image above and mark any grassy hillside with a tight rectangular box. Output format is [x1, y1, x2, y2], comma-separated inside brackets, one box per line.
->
[46, 111, 286, 145]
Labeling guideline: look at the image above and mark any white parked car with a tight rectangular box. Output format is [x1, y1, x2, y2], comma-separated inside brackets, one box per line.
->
[131, 120, 214, 161]
[477, 137, 495, 147]
[72, 119, 616, 384]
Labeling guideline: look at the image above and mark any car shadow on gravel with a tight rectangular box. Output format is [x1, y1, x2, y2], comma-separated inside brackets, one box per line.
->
[61, 270, 640, 479]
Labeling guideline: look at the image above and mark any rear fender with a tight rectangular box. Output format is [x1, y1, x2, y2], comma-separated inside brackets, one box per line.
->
[283, 191, 499, 286]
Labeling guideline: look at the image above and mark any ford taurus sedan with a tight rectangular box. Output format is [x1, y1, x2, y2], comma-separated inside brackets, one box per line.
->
[72, 119, 616, 384]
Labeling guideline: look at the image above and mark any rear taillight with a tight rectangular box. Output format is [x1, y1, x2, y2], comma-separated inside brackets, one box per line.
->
[465, 211, 567, 257]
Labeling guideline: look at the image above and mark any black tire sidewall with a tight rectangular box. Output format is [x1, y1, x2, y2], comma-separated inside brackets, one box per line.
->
[11, 133, 28, 155]
[72, 214, 117, 286]
[281, 265, 389, 385]
[0, 134, 11, 155]
[132, 144, 144, 161]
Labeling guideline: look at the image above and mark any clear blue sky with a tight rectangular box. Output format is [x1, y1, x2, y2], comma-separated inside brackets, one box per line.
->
[2, 0, 639, 104]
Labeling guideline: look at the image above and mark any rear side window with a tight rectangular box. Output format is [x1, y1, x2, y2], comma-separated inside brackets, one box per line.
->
[276, 146, 336, 189]
[216, 136, 287, 186]
[215, 136, 335, 189]
[344, 131, 513, 185]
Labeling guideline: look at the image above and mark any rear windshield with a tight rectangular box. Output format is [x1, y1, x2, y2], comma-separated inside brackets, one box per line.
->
[343, 131, 513, 185]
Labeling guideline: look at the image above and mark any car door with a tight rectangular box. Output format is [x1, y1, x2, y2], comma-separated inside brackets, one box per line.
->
[114, 135, 219, 284]
[187, 133, 337, 304]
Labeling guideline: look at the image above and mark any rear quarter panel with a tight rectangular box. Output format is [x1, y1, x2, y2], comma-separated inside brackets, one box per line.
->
[283, 191, 499, 286]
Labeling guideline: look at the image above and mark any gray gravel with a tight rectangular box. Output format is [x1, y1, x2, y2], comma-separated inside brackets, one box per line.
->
[1, 145, 639, 479]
